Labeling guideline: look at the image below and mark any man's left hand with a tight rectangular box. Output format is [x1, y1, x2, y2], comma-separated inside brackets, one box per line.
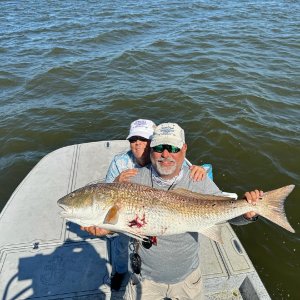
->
[243, 189, 263, 220]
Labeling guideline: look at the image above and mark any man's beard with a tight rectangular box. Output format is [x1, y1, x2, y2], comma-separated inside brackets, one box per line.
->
[151, 156, 177, 176]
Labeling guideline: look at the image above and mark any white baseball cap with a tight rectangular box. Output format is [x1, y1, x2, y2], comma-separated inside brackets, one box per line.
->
[150, 123, 185, 148]
[126, 119, 156, 140]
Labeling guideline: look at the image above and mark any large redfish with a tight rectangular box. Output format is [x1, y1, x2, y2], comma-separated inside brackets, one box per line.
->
[57, 183, 295, 243]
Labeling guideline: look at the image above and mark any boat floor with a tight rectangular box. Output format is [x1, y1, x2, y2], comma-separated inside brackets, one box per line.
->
[0, 141, 270, 299]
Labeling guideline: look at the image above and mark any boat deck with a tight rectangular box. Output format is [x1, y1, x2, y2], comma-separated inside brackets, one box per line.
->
[0, 140, 270, 299]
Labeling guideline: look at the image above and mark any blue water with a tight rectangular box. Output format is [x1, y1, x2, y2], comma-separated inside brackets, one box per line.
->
[1, 1, 299, 298]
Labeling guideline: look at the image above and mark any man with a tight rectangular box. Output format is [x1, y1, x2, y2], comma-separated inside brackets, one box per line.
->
[105, 119, 207, 291]
[124, 123, 261, 299]
[83, 122, 261, 299]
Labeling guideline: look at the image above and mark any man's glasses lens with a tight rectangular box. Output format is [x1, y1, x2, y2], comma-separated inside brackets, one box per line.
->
[129, 137, 148, 143]
[152, 144, 180, 153]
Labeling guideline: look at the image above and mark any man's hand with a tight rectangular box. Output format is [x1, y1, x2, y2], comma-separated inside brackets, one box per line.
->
[189, 165, 207, 181]
[114, 169, 138, 183]
[243, 189, 263, 220]
[81, 226, 112, 236]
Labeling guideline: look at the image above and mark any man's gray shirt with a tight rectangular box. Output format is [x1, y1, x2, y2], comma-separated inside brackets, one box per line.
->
[130, 166, 222, 284]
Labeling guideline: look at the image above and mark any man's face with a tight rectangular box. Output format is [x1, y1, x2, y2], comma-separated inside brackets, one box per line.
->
[150, 144, 187, 179]
[129, 136, 151, 165]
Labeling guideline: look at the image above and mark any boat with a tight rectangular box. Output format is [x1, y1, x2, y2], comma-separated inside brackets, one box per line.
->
[0, 140, 271, 299]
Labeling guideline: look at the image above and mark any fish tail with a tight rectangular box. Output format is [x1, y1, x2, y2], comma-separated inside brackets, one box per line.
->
[258, 185, 295, 233]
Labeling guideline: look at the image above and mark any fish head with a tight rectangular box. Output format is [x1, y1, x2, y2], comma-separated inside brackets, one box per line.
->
[57, 184, 107, 227]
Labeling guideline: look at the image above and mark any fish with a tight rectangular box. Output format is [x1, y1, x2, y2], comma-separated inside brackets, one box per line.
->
[57, 182, 295, 243]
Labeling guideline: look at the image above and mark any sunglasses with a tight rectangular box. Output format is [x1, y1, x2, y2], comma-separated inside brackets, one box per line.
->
[130, 236, 156, 274]
[152, 144, 181, 153]
[128, 136, 149, 143]
[130, 253, 142, 274]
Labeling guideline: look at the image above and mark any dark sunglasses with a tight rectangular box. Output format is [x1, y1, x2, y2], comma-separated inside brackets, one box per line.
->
[128, 136, 149, 143]
[130, 236, 156, 274]
[130, 253, 142, 274]
[152, 144, 181, 153]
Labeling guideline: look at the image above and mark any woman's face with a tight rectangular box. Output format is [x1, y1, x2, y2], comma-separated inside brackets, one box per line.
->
[129, 136, 151, 166]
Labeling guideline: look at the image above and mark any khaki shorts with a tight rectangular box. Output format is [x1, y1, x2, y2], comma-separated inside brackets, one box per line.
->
[124, 268, 204, 300]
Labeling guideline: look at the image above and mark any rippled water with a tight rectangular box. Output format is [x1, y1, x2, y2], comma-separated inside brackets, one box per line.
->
[1, 0, 299, 298]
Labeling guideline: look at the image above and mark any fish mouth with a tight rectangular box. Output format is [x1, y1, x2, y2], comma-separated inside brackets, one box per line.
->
[60, 210, 71, 217]
[59, 210, 94, 227]
[57, 205, 93, 227]
[57, 204, 72, 218]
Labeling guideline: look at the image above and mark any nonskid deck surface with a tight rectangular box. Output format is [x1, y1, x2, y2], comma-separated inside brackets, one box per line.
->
[0, 141, 270, 299]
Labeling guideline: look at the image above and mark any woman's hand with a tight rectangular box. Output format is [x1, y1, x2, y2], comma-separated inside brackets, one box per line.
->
[189, 165, 207, 181]
[114, 169, 138, 182]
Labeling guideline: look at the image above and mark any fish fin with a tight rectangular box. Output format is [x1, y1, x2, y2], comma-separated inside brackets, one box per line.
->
[94, 225, 149, 242]
[121, 230, 149, 242]
[170, 189, 235, 201]
[258, 185, 295, 233]
[199, 225, 223, 244]
[103, 205, 120, 225]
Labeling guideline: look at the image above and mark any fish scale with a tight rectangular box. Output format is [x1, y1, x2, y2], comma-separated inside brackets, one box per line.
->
[58, 182, 295, 243]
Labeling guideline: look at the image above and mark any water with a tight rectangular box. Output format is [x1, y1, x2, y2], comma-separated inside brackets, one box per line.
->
[1, 0, 299, 298]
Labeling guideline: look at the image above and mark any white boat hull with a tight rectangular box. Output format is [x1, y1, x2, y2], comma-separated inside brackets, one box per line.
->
[0, 140, 270, 299]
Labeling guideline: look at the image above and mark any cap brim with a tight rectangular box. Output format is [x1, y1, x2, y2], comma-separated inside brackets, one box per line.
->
[150, 137, 183, 149]
[127, 131, 152, 140]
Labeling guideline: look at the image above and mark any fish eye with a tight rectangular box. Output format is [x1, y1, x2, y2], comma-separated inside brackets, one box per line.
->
[70, 193, 75, 198]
